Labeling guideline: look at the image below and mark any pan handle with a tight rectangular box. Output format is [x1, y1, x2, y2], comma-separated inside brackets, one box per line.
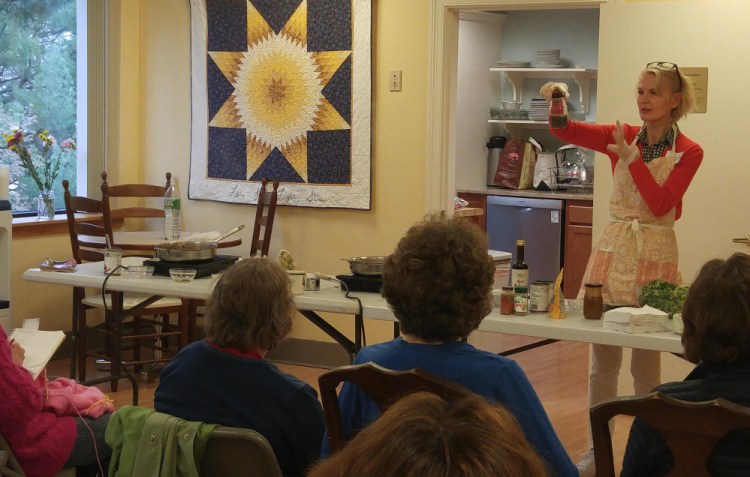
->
[214, 224, 245, 243]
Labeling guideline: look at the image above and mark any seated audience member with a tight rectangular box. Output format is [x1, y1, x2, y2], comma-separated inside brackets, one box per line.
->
[154, 257, 324, 477]
[0, 328, 112, 477]
[621, 252, 750, 476]
[322, 214, 576, 476]
[309, 391, 549, 477]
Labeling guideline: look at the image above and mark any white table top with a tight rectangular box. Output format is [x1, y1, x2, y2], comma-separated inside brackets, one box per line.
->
[23, 261, 683, 354]
[23, 260, 361, 315]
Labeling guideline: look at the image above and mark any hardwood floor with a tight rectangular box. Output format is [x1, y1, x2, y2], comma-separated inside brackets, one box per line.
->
[48, 333, 633, 473]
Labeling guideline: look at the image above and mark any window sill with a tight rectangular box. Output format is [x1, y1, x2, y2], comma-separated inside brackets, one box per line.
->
[12, 214, 123, 239]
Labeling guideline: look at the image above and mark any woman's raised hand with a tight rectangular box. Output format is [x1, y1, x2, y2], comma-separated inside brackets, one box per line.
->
[539, 82, 570, 101]
[606, 121, 639, 165]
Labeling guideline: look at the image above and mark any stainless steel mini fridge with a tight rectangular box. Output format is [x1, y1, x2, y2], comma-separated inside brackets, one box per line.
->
[486, 195, 563, 285]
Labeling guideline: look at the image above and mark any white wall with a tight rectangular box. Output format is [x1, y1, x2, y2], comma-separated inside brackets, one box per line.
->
[596, 0, 750, 391]
[455, 13, 505, 190]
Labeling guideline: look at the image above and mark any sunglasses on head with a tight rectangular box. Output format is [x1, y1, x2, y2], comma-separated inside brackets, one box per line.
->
[646, 61, 682, 92]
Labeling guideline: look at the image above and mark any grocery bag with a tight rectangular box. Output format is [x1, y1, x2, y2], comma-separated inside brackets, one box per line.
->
[494, 140, 538, 189]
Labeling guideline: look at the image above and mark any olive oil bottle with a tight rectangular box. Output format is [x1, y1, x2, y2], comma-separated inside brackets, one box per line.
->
[511, 239, 529, 291]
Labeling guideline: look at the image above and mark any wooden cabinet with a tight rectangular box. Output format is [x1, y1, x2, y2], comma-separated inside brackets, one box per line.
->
[563, 199, 593, 299]
[456, 192, 486, 232]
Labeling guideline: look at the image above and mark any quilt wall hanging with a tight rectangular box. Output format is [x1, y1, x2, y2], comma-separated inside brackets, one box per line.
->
[189, 0, 372, 209]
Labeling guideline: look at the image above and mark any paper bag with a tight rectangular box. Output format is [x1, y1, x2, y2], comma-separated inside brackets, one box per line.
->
[534, 152, 557, 190]
[494, 140, 538, 189]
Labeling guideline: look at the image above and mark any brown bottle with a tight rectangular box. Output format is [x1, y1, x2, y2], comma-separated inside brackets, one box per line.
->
[583, 283, 603, 320]
[549, 90, 569, 129]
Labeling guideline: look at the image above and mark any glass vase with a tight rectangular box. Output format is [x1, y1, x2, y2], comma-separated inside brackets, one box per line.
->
[37, 189, 56, 220]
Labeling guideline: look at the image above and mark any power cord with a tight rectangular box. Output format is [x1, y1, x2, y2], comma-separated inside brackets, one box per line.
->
[316, 274, 366, 348]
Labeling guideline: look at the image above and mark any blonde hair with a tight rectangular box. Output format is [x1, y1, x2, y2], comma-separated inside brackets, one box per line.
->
[307, 392, 549, 477]
[639, 63, 695, 122]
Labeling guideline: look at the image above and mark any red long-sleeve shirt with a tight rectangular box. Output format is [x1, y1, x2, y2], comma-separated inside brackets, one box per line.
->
[0, 328, 76, 477]
[550, 121, 703, 220]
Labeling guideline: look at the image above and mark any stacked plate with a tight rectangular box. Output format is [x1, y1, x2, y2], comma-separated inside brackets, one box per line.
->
[497, 60, 531, 68]
[529, 98, 549, 121]
[535, 49, 562, 68]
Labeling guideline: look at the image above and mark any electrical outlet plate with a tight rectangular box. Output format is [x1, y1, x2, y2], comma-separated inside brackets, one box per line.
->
[389, 70, 402, 91]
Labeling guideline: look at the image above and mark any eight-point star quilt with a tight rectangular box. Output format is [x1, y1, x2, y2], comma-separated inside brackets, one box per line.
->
[189, 0, 372, 209]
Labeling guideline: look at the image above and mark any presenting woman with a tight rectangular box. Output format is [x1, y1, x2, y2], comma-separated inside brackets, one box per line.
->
[540, 61, 703, 475]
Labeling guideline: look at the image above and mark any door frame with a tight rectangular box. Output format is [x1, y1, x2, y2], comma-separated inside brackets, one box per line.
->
[426, 0, 609, 213]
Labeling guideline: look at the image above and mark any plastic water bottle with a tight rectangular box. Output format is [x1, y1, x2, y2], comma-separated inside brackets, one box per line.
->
[163, 178, 181, 240]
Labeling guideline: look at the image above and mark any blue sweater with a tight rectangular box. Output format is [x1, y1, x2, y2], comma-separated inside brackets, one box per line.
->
[621, 362, 750, 477]
[154, 340, 324, 477]
[321, 338, 577, 477]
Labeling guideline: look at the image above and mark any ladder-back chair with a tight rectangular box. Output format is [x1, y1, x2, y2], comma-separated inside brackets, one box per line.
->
[63, 180, 187, 391]
[249, 178, 279, 257]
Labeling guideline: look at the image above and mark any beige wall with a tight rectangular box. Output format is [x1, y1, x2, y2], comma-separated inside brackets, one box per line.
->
[10, 0, 750, 359]
[9, 0, 431, 345]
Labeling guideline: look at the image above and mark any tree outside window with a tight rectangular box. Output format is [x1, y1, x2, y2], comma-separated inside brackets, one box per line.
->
[0, 0, 77, 215]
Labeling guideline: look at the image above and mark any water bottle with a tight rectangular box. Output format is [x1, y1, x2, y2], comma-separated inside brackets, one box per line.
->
[163, 178, 181, 240]
[486, 136, 507, 186]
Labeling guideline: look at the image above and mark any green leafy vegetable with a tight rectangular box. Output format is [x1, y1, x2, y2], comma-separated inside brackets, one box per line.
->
[639, 280, 689, 317]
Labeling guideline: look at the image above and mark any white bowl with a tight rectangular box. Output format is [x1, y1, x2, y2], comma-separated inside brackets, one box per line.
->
[170, 268, 197, 283]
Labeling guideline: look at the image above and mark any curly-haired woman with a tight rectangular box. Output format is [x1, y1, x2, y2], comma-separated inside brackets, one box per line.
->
[321, 215, 576, 477]
[621, 252, 750, 476]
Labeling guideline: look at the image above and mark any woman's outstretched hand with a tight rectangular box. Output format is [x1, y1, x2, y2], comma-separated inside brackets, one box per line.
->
[607, 121, 639, 165]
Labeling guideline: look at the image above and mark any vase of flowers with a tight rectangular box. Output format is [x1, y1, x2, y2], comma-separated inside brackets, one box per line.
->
[2, 128, 76, 219]
[37, 188, 55, 219]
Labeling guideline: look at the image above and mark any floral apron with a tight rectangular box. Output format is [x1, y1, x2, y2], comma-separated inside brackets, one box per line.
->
[579, 132, 681, 306]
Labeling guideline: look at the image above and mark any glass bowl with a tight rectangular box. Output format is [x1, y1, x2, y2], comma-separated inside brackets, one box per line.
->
[170, 268, 197, 283]
[126, 265, 155, 279]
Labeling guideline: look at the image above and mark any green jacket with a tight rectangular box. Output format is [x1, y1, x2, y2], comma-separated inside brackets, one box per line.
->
[105, 405, 218, 477]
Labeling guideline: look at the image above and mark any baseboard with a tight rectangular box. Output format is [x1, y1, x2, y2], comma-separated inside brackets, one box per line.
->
[267, 338, 352, 369]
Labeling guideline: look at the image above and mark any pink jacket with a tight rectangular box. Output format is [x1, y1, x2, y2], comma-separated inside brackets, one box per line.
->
[0, 328, 76, 477]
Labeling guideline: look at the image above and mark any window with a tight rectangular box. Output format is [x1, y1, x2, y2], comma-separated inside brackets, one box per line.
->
[0, 0, 105, 217]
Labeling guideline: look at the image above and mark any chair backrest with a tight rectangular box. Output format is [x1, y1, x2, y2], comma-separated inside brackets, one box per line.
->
[590, 391, 750, 477]
[318, 362, 471, 455]
[101, 171, 170, 222]
[249, 178, 279, 257]
[63, 179, 114, 264]
[201, 426, 283, 477]
[0, 429, 25, 477]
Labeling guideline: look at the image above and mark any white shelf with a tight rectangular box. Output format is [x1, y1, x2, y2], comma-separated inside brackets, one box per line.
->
[490, 67, 597, 113]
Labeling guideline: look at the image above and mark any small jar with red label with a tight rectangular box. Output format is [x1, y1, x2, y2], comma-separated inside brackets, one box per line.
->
[514, 287, 529, 316]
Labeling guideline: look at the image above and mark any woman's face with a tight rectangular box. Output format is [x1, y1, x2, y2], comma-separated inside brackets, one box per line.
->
[637, 72, 681, 124]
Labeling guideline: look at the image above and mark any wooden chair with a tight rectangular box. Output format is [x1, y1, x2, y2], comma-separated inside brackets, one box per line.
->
[590, 392, 750, 477]
[249, 178, 279, 257]
[101, 171, 171, 245]
[201, 426, 283, 477]
[318, 362, 471, 454]
[63, 180, 188, 391]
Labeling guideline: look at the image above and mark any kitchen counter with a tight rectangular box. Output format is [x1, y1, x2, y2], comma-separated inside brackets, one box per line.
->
[457, 187, 593, 201]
